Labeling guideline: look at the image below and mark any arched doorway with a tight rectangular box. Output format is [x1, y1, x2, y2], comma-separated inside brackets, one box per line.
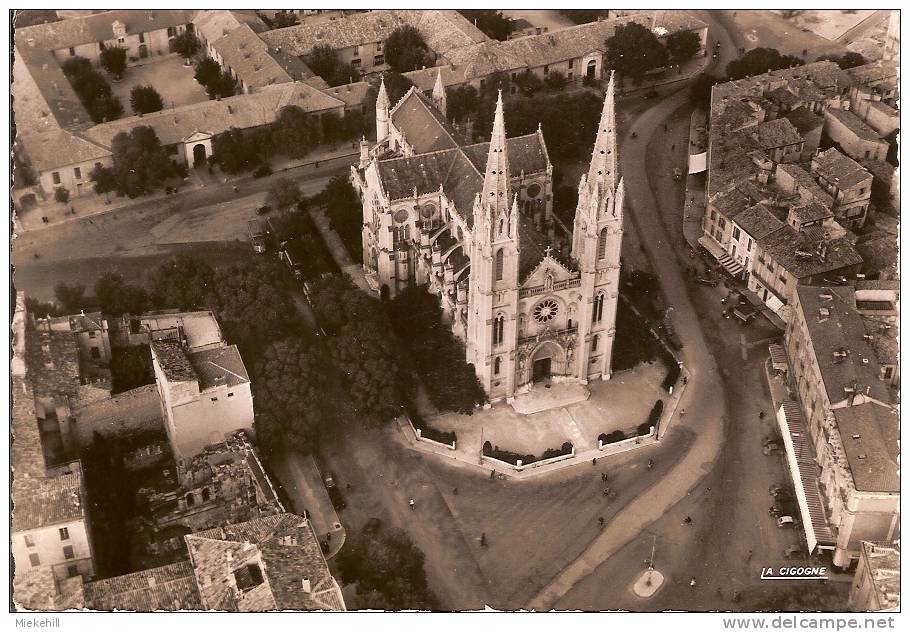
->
[192, 144, 207, 167]
[531, 341, 562, 383]
[139, 44, 148, 58]
[380, 284, 390, 301]
[586, 60, 597, 81]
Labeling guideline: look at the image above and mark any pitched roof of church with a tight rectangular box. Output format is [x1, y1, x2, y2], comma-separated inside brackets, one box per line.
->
[389, 87, 460, 154]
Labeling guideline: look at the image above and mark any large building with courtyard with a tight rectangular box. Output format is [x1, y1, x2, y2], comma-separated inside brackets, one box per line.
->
[352, 72, 625, 401]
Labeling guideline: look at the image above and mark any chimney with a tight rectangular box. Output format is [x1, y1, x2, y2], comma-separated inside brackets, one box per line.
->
[301, 577, 311, 593]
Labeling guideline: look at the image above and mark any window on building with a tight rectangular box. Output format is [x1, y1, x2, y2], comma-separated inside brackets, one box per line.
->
[374, 54, 384, 65]
[494, 356, 502, 375]
[568, 59, 574, 69]
[732, 227, 741, 240]
[352, 58, 361, 67]
[592, 334, 599, 352]
[59, 527, 70, 541]
[352, 45, 360, 56]
[69, 47, 76, 56]
[67, 565, 79, 578]
[882, 366, 894, 380]
[543, 65, 549, 75]
[90, 347, 101, 359]
[118, 37, 125, 45]
[494, 248, 504, 281]
[185, 493, 195, 507]
[29, 553, 40, 567]
[376, 40, 383, 51]
[228, 392, 234, 398]
[52, 172, 61, 185]
[201, 487, 211, 502]
[747, 238, 753, 251]
[710, 209, 716, 221]
[593, 293, 605, 323]
[99, 42, 105, 51]
[74, 167, 81, 179]
[859, 187, 865, 195]
[597, 228, 608, 259]
[167, 27, 177, 37]
[493, 315, 505, 345]
[139, 32, 145, 43]
[24, 535, 35, 548]
[62, 545, 75, 560]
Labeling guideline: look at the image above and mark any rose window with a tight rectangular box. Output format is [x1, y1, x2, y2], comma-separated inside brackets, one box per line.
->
[533, 299, 559, 323]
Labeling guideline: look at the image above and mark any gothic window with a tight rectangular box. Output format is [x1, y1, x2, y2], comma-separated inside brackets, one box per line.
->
[494, 248, 504, 281]
[457, 226, 464, 242]
[499, 217, 505, 236]
[494, 356, 502, 375]
[405, 224, 411, 241]
[597, 227, 608, 259]
[592, 334, 599, 352]
[593, 293, 605, 323]
[533, 299, 559, 324]
[493, 315, 505, 345]
[527, 183, 541, 198]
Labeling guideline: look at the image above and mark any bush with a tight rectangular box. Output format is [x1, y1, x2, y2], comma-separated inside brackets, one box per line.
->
[406, 405, 456, 445]
[599, 430, 626, 445]
[661, 356, 681, 391]
[61, 55, 122, 123]
[643, 400, 663, 434]
[54, 186, 70, 204]
[483, 440, 572, 465]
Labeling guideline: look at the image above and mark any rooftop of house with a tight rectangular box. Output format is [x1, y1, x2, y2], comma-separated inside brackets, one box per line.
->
[403, 64, 468, 93]
[138, 310, 224, 350]
[776, 163, 835, 208]
[761, 231, 863, 280]
[25, 313, 81, 399]
[795, 286, 891, 405]
[732, 202, 785, 239]
[258, 9, 487, 59]
[83, 560, 202, 611]
[212, 23, 317, 90]
[860, 316, 898, 368]
[186, 513, 345, 611]
[751, 117, 802, 149]
[12, 465, 86, 532]
[15, 9, 196, 50]
[187, 344, 250, 390]
[13, 567, 85, 611]
[193, 8, 266, 45]
[812, 147, 873, 190]
[826, 108, 884, 142]
[785, 105, 824, 135]
[832, 403, 899, 493]
[860, 541, 901, 610]
[788, 199, 834, 225]
[712, 61, 850, 105]
[847, 59, 898, 86]
[152, 339, 197, 383]
[325, 80, 371, 109]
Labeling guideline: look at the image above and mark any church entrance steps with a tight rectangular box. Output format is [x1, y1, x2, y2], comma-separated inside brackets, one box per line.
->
[510, 382, 589, 415]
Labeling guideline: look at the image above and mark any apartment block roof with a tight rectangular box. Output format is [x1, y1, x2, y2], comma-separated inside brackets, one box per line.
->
[188, 345, 250, 390]
[83, 560, 202, 611]
[795, 286, 890, 405]
[832, 403, 899, 493]
[152, 339, 197, 383]
[186, 513, 345, 611]
[732, 203, 785, 239]
[813, 148, 873, 190]
[826, 108, 884, 142]
[12, 468, 86, 532]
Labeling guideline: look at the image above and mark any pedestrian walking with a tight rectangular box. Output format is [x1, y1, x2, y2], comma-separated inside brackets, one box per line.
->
[480, 533, 487, 547]
[759, 411, 765, 419]
[453, 487, 458, 496]
[408, 498, 415, 510]
[746, 549, 753, 562]
[490, 469, 496, 480]
[598, 517, 605, 528]
[592, 458, 597, 466]
[689, 576, 697, 588]
[683, 516, 693, 525]
[601, 472, 607, 482]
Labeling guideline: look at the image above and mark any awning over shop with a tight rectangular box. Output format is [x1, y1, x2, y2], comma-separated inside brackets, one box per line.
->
[776, 401, 836, 552]
[768, 343, 789, 373]
[688, 152, 707, 174]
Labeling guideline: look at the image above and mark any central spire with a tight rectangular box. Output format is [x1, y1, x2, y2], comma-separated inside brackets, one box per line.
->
[482, 90, 510, 212]
[587, 71, 617, 190]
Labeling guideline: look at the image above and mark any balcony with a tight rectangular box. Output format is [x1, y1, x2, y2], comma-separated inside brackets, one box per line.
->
[518, 324, 578, 346]
[519, 278, 580, 298]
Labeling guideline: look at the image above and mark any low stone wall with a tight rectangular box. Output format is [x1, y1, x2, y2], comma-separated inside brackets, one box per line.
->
[598, 427, 656, 455]
[72, 383, 163, 448]
[481, 446, 576, 472]
[406, 416, 456, 451]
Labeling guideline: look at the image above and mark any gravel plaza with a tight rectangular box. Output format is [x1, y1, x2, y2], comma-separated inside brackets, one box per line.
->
[109, 55, 209, 111]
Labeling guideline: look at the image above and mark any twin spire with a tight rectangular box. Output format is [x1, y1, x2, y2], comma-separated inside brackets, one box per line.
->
[480, 90, 510, 212]
[587, 71, 618, 191]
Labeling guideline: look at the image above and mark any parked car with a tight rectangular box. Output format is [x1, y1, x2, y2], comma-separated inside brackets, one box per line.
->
[253, 164, 273, 178]
[644, 89, 659, 99]
[323, 471, 336, 489]
[256, 204, 272, 215]
[697, 277, 719, 287]
[673, 167, 683, 181]
[777, 515, 797, 529]
[763, 442, 782, 456]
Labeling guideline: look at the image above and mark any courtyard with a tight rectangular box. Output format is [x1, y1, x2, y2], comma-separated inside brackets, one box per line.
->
[427, 361, 668, 459]
[110, 55, 209, 112]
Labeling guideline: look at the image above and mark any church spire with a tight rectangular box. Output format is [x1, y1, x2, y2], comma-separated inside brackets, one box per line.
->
[432, 69, 447, 118]
[377, 75, 390, 111]
[376, 75, 390, 140]
[481, 90, 510, 212]
[587, 71, 617, 189]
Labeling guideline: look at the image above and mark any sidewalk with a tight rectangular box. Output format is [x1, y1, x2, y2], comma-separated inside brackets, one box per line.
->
[15, 143, 359, 233]
[618, 51, 712, 96]
[682, 108, 708, 249]
[307, 204, 371, 293]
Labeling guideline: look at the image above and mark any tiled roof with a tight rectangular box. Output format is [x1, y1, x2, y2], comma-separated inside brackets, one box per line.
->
[84, 82, 343, 149]
[152, 339, 196, 383]
[463, 133, 549, 177]
[187, 513, 345, 611]
[732, 203, 785, 239]
[710, 185, 760, 221]
[788, 199, 833, 224]
[212, 24, 316, 90]
[83, 560, 202, 611]
[15, 10, 196, 51]
[762, 232, 862, 279]
[12, 469, 85, 531]
[325, 81, 371, 109]
[751, 117, 802, 149]
[795, 286, 890, 404]
[12, 41, 91, 133]
[825, 108, 883, 142]
[517, 215, 572, 281]
[194, 9, 266, 46]
[404, 64, 468, 93]
[187, 344, 250, 390]
[390, 88, 460, 154]
[785, 106, 823, 134]
[776, 163, 835, 209]
[378, 148, 461, 202]
[832, 404, 899, 493]
[860, 541, 901, 610]
[67, 311, 105, 332]
[813, 148, 872, 190]
[19, 128, 111, 172]
[847, 59, 898, 86]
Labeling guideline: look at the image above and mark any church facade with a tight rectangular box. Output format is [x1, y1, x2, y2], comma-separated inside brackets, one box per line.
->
[351, 72, 624, 402]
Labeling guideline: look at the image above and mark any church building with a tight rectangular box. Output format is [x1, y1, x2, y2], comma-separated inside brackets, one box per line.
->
[351, 71, 624, 402]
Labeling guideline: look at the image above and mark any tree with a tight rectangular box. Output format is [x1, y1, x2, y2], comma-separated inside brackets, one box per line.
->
[384, 26, 432, 73]
[108, 126, 176, 198]
[88, 94, 124, 123]
[90, 164, 117, 199]
[54, 186, 70, 204]
[513, 69, 543, 97]
[252, 337, 328, 454]
[212, 128, 263, 174]
[304, 44, 359, 87]
[559, 10, 609, 25]
[458, 10, 513, 41]
[726, 47, 803, 80]
[61, 55, 122, 123]
[54, 282, 86, 312]
[816, 52, 867, 69]
[266, 177, 303, 212]
[100, 46, 127, 79]
[94, 272, 148, 315]
[447, 84, 480, 125]
[194, 58, 221, 86]
[206, 70, 237, 99]
[543, 70, 569, 92]
[666, 31, 702, 64]
[271, 11, 299, 29]
[147, 255, 217, 312]
[13, 150, 37, 187]
[110, 345, 155, 394]
[336, 521, 440, 610]
[690, 73, 719, 109]
[320, 111, 344, 146]
[130, 85, 164, 115]
[605, 22, 669, 81]
[172, 32, 199, 62]
[271, 105, 319, 158]
[320, 175, 363, 263]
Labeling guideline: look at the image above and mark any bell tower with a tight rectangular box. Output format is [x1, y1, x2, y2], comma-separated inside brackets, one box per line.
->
[467, 92, 522, 397]
[572, 72, 624, 381]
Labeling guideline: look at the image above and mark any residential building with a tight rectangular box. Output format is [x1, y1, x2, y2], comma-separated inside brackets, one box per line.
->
[782, 286, 899, 567]
[354, 73, 625, 401]
[38, 311, 112, 384]
[810, 148, 873, 229]
[823, 108, 888, 163]
[848, 541, 900, 612]
[785, 106, 824, 161]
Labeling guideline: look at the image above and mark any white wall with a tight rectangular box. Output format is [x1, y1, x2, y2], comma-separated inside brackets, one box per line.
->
[12, 519, 94, 581]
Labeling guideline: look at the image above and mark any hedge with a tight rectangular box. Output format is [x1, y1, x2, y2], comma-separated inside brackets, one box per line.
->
[646, 400, 664, 432]
[483, 440, 573, 465]
[598, 430, 626, 445]
[406, 405, 456, 445]
[661, 352, 681, 391]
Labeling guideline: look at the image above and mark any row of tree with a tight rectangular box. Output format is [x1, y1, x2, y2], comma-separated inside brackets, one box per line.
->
[194, 57, 238, 100]
[61, 56, 124, 123]
[90, 126, 183, 199]
[606, 23, 703, 82]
